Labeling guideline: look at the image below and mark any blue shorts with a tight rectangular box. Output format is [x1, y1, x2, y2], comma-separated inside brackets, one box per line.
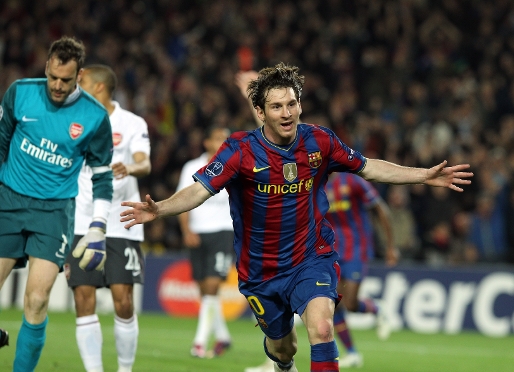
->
[338, 258, 368, 283]
[239, 251, 340, 340]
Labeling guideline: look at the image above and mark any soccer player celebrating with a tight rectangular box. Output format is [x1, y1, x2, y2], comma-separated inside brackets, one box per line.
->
[0, 36, 113, 371]
[65, 64, 151, 372]
[120, 63, 473, 372]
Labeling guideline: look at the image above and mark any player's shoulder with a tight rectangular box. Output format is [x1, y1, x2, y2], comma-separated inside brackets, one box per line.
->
[299, 123, 334, 137]
[228, 129, 254, 141]
[9, 78, 46, 94]
[78, 89, 108, 114]
[112, 101, 146, 125]
[14, 78, 46, 87]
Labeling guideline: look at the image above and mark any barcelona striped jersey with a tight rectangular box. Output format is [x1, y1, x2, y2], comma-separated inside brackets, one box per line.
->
[194, 124, 366, 285]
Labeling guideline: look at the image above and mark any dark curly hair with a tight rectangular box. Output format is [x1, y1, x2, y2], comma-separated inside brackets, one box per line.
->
[47, 36, 86, 71]
[247, 62, 305, 110]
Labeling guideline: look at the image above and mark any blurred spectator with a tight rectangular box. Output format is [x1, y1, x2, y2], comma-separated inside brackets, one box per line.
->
[468, 192, 508, 263]
[376, 185, 420, 261]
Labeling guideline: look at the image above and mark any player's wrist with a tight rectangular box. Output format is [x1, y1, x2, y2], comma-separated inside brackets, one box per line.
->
[89, 218, 106, 231]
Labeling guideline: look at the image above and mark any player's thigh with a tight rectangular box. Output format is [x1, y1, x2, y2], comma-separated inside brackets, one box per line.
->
[191, 230, 234, 281]
[65, 235, 105, 288]
[25, 256, 60, 301]
[0, 257, 17, 288]
[104, 238, 145, 285]
[290, 253, 340, 316]
[245, 289, 296, 340]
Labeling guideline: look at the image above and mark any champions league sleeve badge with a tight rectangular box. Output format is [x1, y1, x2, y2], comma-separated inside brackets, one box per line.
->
[205, 162, 223, 177]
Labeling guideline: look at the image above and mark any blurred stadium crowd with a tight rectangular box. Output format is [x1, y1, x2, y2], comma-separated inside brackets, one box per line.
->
[1, 0, 514, 266]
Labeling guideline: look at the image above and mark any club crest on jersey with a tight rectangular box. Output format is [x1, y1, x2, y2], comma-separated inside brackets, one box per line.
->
[205, 161, 223, 177]
[283, 163, 298, 182]
[256, 317, 268, 328]
[69, 123, 84, 140]
[113, 132, 122, 146]
[308, 151, 322, 168]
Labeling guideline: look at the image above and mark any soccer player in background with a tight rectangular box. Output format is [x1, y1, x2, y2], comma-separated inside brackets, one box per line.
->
[65, 64, 151, 372]
[177, 126, 233, 359]
[326, 173, 397, 368]
[0, 36, 113, 371]
[120, 62, 473, 372]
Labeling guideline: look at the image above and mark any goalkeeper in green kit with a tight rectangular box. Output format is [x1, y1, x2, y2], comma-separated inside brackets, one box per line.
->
[0, 36, 113, 371]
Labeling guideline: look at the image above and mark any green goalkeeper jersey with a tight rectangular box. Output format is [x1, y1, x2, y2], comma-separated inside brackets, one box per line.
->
[0, 78, 113, 201]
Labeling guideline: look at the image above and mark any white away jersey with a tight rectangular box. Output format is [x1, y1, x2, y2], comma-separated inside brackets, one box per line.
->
[177, 153, 233, 233]
[75, 101, 150, 240]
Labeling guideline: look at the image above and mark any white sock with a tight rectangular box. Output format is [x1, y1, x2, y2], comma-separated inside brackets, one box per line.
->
[114, 314, 139, 370]
[212, 295, 230, 342]
[76, 314, 103, 372]
[193, 295, 217, 346]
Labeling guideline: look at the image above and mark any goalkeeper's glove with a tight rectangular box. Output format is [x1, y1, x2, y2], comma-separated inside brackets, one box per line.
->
[72, 219, 107, 271]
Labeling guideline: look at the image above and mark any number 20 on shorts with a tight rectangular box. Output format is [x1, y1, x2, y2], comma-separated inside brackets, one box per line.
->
[247, 296, 265, 315]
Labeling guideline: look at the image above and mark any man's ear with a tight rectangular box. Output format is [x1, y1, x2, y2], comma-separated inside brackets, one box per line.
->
[256, 106, 266, 123]
[45, 61, 49, 76]
[298, 99, 302, 116]
[77, 68, 84, 83]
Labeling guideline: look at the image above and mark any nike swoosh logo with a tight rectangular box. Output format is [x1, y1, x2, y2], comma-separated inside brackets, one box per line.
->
[316, 281, 330, 286]
[132, 270, 141, 277]
[55, 252, 64, 258]
[253, 166, 271, 173]
[22, 115, 38, 122]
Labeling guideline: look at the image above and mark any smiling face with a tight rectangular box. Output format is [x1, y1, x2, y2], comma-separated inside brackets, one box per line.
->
[257, 87, 302, 145]
[45, 56, 81, 103]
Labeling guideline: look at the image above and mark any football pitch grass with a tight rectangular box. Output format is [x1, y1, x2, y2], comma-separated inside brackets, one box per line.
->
[1, 308, 513, 371]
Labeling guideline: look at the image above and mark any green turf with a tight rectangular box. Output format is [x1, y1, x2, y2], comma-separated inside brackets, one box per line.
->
[1, 308, 513, 371]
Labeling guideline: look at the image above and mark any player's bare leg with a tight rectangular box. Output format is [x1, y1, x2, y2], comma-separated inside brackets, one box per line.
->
[301, 296, 339, 371]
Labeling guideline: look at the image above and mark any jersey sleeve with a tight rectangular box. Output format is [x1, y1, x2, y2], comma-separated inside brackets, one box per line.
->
[129, 116, 151, 155]
[193, 139, 241, 195]
[0, 81, 18, 162]
[323, 127, 367, 173]
[85, 115, 114, 201]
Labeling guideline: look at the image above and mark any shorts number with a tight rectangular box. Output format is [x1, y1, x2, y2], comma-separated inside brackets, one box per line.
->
[124, 247, 141, 271]
[214, 252, 232, 276]
[247, 296, 265, 315]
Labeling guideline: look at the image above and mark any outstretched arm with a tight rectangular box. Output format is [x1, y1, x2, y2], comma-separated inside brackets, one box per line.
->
[360, 159, 473, 192]
[120, 182, 211, 229]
